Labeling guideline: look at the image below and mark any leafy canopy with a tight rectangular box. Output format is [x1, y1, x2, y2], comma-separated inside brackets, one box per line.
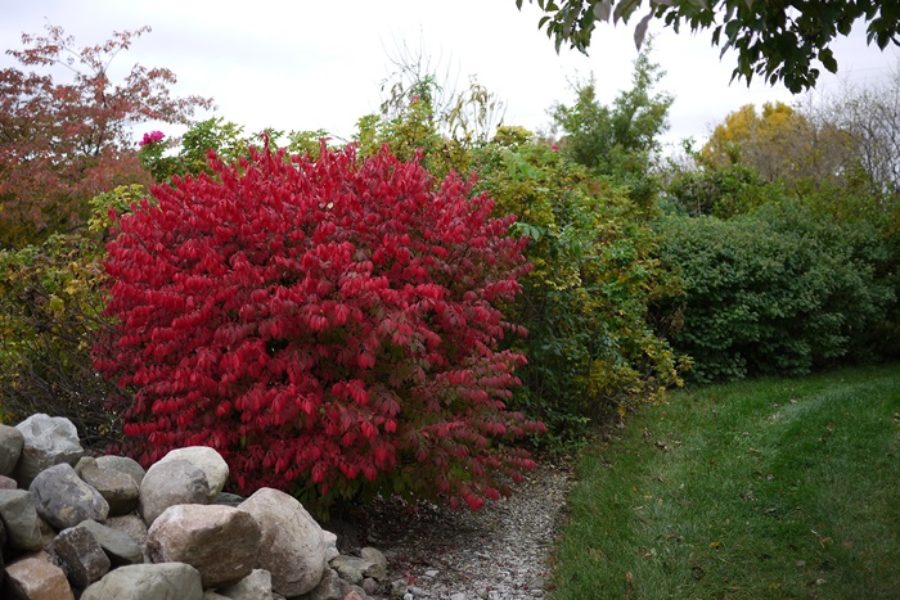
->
[516, 0, 899, 92]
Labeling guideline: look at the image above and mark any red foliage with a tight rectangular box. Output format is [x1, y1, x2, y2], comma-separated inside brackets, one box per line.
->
[96, 144, 544, 507]
[0, 24, 211, 247]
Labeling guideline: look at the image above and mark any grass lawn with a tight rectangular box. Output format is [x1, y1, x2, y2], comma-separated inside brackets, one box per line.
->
[551, 364, 900, 600]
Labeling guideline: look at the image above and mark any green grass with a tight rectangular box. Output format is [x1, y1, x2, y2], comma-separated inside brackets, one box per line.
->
[552, 364, 900, 600]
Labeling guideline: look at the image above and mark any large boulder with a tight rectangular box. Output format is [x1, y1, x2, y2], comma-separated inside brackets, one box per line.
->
[94, 455, 145, 487]
[0, 489, 43, 551]
[29, 463, 109, 529]
[76, 457, 139, 515]
[0, 423, 24, 476]
[217, 568, 273, 600]
[80, 562, 203, 600]
[105, 514, 148, 548]
[238, 487, 328, 597]
[139, 458, 209, 525]
[146, 504, 261, 588]
[75, 519, 144, 565]
[48, 525, 111, 589]
[13, 414, 83, 487]
[5, 552, 75, 600]
[156, 446, 229, 498]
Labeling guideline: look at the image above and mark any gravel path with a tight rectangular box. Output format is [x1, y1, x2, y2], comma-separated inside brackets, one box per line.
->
[342, 460, 574, 600]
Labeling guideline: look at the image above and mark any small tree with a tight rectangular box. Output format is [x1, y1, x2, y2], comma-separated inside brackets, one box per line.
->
[0, 24, 211, 247]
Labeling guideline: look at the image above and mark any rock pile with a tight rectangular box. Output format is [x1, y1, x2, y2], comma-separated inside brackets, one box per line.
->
[0, 414, 391, 600]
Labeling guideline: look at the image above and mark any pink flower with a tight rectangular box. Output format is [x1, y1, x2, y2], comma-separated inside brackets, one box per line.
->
[140, 130, 165, 147]
[551, 143, 559, 153]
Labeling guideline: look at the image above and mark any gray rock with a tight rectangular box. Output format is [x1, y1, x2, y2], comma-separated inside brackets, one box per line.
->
[139, 458, 209, 525]
[5, 551, 75, 600]
[238, 487, 328, 597]
[213, 492, 245, 507]
[0, 489, 43, 551]
[76, 457, 140, 515]
[0, 423, 24, 476]
[323, 529, 339, 562]
[37, 515, 56, 548]
[449, 593, 467, 600]
[14, 414, 83, 486]
[218, 568, 273, 600]
[0, 473, 17, 489]
[331, 548, 387, 585]
[360, 547, 388, 581]
[80, 562, 203, 600]
[156, 446, 229, 497]
[330, 555, 367, 584]
[29, 463, 109, 529]
[146, 504, 261, 588]
[305, 567, 348, 600]
[205, 593, 232, 600]
[362, 578, 379, 595]
[75, 519, 144, 565]
[94, 455, 146, 487]
[390, 579, 408, 598]
[49, 525, 111, 588]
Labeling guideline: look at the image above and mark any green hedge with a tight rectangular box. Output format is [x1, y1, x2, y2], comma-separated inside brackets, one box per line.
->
[657, 201, 897, 382]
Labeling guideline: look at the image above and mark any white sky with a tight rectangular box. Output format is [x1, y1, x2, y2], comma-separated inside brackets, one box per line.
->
[2, 0, 898, 152]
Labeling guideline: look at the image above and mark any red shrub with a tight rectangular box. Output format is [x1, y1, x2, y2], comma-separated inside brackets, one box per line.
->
[95, 144, 543, 508]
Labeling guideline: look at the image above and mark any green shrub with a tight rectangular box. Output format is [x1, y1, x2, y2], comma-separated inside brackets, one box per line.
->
[473, 131, 684, 435]
[658, 202, 897, 382]
[0, 185, 143, 443]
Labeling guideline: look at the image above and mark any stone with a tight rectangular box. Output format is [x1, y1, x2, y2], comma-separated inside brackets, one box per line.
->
[80, 562, 203, 600]
[205, 593, 232, 600]
[449, 593, 467, 600]
[5, 552, 75, 600]
[390, 578, 408, 598]
[0, 489, 43, 551]
[75, 519, 144, 565]
[13, 414, 83, 487]
[76, 457, 140, 515]
[360, 547, 388, 581]
[218, 568, 273, 600]
[94, 455, 145, 487]
[0, 474, 17, 489]
[238, 487, 328, 597]
[156, 446, 229, 497]
[323, 529, 339, 562]
[105, 514, 148, 547]
[48, 525, 111, 588]
[213, 492, 245, 507]
[305, 567, 349, 600]
[362, 578, 379, 595]
[37, 516, 55, 548]
[139, 458, 209, 525]
[0, 423, 24, 476]
[29, 463, 109, 529]
[146, 504, 261, 588]
[331, 548, 388, 585]
[344, 588, 367, 600]
[330, 555, 367, 584]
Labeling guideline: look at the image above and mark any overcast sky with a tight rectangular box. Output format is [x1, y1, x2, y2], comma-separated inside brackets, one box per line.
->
[3, 0, 898, 151]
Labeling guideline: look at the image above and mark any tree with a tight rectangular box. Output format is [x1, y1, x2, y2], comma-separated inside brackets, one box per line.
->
[551, 45, 672, 205]
[0, 24, 211, 247]
[701, 101, 854, 185]
[516, 0, 899, 92]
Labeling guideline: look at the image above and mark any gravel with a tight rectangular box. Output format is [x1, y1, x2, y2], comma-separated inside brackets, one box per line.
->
[344, 460, 573, 600]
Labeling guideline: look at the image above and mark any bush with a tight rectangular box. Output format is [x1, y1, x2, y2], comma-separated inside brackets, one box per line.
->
[96, 144, 543, 510]
[657, 202, 897, 382]
[0, 185, 144, 445]
[472, 132, 684, 435]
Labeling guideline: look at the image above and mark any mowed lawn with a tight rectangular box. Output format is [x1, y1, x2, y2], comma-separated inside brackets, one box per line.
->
[552, 364, 900, 600]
